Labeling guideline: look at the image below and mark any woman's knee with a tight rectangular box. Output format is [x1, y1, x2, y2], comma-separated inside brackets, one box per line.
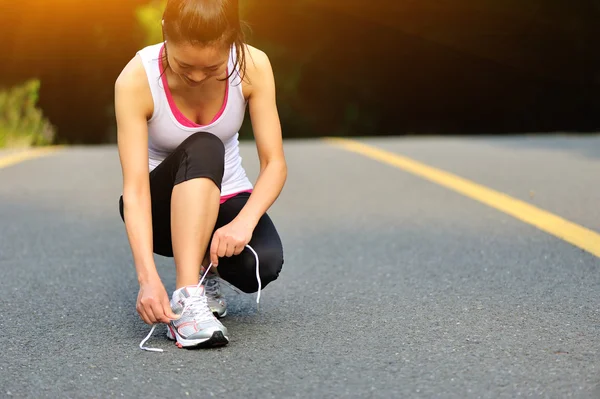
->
[174, 132, 226, 189]
[235, 246, 284, 294]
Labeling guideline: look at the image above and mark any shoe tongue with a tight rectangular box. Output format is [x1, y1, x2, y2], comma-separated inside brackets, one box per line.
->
[182, 285, 204, 298]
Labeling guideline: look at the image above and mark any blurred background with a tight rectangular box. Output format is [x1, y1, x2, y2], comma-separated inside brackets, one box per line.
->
[1, 0, 599, 147]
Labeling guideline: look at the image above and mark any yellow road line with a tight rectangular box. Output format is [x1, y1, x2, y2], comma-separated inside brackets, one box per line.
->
[0, 146, 64, 170]
[324, 137, 600, 258]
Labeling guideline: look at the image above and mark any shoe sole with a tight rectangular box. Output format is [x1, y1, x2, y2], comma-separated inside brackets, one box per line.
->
[213, 310, 227, 319]
[168, 326, 229, 349]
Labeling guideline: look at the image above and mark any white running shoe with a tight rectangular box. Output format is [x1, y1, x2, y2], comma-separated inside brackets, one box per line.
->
[166, 285, 229, 349]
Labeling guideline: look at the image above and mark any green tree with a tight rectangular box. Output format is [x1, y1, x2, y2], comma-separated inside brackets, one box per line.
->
[0, 80, 56, 148]
[136, 0, 166, 46]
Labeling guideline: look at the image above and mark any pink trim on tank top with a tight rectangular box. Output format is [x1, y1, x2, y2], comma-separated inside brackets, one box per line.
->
[158, 44, 228, 128]
[219, 189, 253, 204]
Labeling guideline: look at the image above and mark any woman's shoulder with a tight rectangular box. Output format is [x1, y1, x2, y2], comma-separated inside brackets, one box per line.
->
[242, 44, 271, 73]
[116, 43, 162, 88]
[239, 44, 274, 95]
[115, 54, 154, 118]
[116, 55, 150, 94]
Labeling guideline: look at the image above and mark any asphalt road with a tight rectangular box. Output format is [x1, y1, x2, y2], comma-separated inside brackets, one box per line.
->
[0, 135, 598, 398]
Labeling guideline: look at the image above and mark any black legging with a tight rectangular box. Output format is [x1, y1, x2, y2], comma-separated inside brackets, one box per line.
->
[119, 132, 284, 293]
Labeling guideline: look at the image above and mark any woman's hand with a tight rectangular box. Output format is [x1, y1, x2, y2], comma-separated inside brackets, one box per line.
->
[137, 276, 179, 325]
[210, 220, 253, 266]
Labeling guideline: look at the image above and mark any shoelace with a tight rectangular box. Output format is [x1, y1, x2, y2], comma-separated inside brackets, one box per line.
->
[183, 293, 214, 321]
[139, 244, 261, 352]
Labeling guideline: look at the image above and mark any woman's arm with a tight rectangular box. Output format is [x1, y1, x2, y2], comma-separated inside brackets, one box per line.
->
[115, 56, 177, 324]
[235, 47, 287, 227]
[210, 47, 287, 265]
[115, 56, 156, 283]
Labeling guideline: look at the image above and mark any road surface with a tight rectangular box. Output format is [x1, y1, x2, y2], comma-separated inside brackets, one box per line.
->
[0, 135, 599, 398]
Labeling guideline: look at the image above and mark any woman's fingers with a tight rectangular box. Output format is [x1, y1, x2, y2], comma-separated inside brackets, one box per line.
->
[162, 295, 180, 321]
[217, 238, 228, 258]
[234, 243, 245, 256]
[137, 306, 152, 325]
[210, 229, 247, 266]
[210, 235, 220, 266]
[225, 242, 235, 257]
[149, 301, 170, 324]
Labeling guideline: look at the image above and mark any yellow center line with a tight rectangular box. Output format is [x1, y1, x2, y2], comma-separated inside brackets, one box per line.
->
[0, 146, 65, 170]
[324, 137, 600, 259]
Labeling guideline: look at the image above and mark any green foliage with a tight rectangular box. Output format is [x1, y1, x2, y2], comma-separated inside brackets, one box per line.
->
[136, 0, 166, 46]
[0, 80, 56, 148]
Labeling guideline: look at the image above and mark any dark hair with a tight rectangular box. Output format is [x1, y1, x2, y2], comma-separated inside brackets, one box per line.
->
[162, 0, 248, 82]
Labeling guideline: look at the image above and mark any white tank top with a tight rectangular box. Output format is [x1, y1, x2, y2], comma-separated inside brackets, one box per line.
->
[136, 42, 253, 196]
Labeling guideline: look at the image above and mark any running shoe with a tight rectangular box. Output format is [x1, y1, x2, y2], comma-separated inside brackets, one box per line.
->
[166, 285, 229, 349]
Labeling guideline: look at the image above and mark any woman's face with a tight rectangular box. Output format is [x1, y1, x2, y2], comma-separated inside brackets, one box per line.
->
[166, 41, 229, 87]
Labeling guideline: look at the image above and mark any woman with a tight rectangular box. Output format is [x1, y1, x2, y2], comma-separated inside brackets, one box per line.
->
[114, 0, 286, 350]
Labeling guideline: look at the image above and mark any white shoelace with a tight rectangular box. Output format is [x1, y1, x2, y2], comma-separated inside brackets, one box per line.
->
[139, 244, 261, 352]
[183, 293, 214, 321]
